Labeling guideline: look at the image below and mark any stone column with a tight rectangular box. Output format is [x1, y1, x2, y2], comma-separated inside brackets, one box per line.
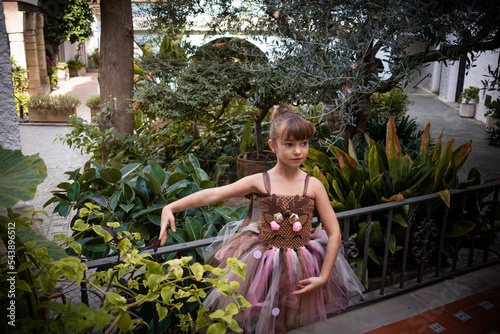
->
[5, 11, 27, 68]
[25, 12, 42, 95]
[36, 13, 50, 94]
[0, 1, 22, 150]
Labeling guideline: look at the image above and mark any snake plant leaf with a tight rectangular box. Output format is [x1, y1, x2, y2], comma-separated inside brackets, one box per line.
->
[420, 122, 431, 159]
[385, 116, 402, 160]
[452, 140, 472, 170]
[0, 148, 47, 209]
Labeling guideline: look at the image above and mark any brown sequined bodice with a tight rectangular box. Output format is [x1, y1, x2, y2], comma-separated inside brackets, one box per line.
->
[257, 173, 315, 249]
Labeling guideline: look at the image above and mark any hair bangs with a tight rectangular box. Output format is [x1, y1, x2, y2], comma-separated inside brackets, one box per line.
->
[279, 117, 315, 141]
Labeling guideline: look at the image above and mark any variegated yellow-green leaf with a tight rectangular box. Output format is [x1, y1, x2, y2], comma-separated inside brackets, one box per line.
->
[207, 322, 225, 334]
[39, 274, 56, 295]
[92, 225, 113, 242]
[190, 262, 204, 281]
[117, 311, 132, 334]
[73, 219, 89, 231]
[156, 303, 169, 321]
[105, 291, 127, 305]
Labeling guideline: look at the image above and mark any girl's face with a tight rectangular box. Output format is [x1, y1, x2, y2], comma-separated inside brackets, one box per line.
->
[269, 136, 309, 168]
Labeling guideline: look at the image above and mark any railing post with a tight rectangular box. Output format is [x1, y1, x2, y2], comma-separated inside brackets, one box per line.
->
[435, 206, 449, 277]
[412, 201, 438, 284]
[81, 270, 89, 306]
[342, 217, 351, 259]
[484, 185, 500, 262]
[361, 213, 372, 288]
[380, 209, 394, 295]
[400, 204, 414, 289]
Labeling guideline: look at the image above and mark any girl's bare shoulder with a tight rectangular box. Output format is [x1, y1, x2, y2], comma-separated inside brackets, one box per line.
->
[307, 175, 329, 199]
[229, 172, 267, 196]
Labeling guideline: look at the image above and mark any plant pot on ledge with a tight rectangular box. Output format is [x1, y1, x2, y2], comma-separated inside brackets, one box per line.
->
[459, 103, 476, 118]
[458, 86, 479, 118]
[484, 98, 500, 132]
[85, 95, 100, 117]
[27, 94, 80, 123]
[68, 60, 86, 77]
[237, 150, 276, 179]
[56, 63, 69, 82]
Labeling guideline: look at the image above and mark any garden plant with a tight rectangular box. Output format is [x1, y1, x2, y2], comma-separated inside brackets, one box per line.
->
[303, 117, 485, 282]
[0, 147, 250, 333]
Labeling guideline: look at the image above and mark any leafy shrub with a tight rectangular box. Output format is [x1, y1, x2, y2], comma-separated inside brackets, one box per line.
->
[0, 148, 249, 333]
[60, 106, 248, 181]
[365, 112, 423, 159]
[370, 87, 414, 117]
[27, 94, 80, 113]
[459, 86, 479, 104]
[47, 65, 59, 89]
[85, 94, 100, 108]
[67, 59, 84, 71]
[304, 117, 477, 278]
[87, 47, 99, 68]
[484, 98, 500, 118]
[10, 56, 29, 116]
[45, 155, 247, 262]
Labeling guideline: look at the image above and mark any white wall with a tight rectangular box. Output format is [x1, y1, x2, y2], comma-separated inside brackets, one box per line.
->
[462, 50, 500, 122]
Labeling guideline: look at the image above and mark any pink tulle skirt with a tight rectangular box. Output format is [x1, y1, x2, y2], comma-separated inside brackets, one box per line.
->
[203, 221, 365, 334]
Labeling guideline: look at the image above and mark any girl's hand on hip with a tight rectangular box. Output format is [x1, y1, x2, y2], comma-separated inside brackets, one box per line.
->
[291, 276, 327, 295]
[159, 206, 176, 246]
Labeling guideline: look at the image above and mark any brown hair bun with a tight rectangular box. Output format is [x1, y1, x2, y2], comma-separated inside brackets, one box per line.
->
[271, 103, 294, 120]
[269, 103, 315, 142]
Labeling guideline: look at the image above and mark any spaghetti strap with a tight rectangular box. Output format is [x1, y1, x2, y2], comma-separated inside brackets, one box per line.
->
[262, 171, 271, 195]
[303, 174, 310, 196]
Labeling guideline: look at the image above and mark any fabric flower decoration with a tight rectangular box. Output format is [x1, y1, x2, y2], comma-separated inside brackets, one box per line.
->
[270, 220, 280, 230]
[274, 213, 284, 223]
[292, 221, 302, 232]
[289, 213, 299, 224]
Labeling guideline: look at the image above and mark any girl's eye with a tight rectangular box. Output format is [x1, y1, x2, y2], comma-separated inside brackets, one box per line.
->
[301, 141, 309, 146]
[285, 143, 293, 147]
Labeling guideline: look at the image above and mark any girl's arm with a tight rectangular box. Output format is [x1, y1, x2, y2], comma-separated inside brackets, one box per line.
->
[292, 177, 341, 295]
[159, 173, 262, 245]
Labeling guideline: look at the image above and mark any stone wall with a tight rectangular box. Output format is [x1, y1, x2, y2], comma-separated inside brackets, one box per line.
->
[0, 1, 22, 151]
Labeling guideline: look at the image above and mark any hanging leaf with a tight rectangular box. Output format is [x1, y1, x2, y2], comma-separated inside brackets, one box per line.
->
[0, 148, 47, 209]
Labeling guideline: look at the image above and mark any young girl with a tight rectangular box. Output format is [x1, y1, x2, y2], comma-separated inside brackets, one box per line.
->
[159, 104, 364, 333]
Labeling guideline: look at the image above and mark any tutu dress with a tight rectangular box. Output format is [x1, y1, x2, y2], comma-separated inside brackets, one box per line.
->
[203, 172, 364, 333]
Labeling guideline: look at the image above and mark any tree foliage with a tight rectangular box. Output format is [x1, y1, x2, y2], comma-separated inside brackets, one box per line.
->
[143, 0, 500, 139]
[42, 0, 94, 64]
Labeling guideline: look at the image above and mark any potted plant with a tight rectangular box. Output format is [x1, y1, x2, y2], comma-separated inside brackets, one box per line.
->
[458, 86, 479, 118]
[484, 98, 500, 132]
[56, 62, 69, 81]
[67, 59, 86, 77]
[27, 94, 80, 123]
[85, 94, 100, 117]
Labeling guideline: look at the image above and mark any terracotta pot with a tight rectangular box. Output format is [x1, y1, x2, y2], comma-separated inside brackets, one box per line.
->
[459, 103, 475, 118]
[485, 116, 500, 132]
[236, 150, 276, 179]
[29, 107, 76, 123]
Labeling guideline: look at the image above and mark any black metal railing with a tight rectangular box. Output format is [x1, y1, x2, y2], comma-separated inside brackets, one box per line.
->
[80, 180, 500, 325]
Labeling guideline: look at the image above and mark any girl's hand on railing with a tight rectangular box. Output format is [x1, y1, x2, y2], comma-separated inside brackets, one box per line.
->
[159, 206, 176, 246]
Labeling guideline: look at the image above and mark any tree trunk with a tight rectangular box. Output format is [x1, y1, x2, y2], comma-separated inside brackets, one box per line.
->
[99, 0, 134, 162]
[355, 93, 371, 139]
